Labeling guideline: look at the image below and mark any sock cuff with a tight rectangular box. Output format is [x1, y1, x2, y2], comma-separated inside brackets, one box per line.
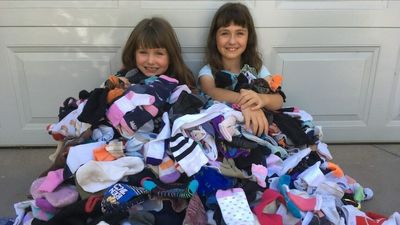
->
[159, 75, 179, 83]
[143, 105, 158, 117]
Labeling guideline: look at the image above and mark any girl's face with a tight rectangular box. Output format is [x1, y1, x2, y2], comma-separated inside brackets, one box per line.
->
[135, 48, 170, 76]
[216, 23, 248, 63]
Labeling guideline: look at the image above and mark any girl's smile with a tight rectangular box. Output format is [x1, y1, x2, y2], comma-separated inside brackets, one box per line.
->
[216, 23, 248, 63]
[135, 48, 170, 76]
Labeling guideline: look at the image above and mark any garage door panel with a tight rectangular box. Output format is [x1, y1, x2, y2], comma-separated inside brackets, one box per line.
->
[266, 41, 378, 126]
[8, 45, 120, 125]
[387, 50, 400, 126]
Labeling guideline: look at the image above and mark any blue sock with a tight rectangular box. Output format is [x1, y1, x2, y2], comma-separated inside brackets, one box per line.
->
[278, 175, 302, 218]
[142, 179, 199, 199]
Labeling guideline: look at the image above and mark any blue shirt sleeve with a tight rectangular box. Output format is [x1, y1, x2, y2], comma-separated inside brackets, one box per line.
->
[198, 64, 213, 79]
[258, 65, 271, 78]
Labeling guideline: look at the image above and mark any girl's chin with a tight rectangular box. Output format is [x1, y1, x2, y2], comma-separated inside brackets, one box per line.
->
[143, 72, 157, 76]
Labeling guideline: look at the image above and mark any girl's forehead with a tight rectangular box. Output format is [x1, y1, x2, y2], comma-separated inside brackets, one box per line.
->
[137, 46, 168, 51]
[137, 36, 164, 48]
[218, 23, 247, 30]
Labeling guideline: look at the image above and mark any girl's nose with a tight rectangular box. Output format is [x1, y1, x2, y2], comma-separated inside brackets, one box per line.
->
[228, 34, 236, 44]
[147, 54, 155, 64]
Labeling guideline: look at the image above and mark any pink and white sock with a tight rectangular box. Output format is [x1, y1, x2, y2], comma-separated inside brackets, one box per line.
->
[38, 168, 64, 192]
[219, 108, 244, 142]
[219, 116, 240, 142]
[266, 154, 283, 177]
[216, 188, 254, 225]
[106, 91, 155, 127]
[251, 164, 268, 188]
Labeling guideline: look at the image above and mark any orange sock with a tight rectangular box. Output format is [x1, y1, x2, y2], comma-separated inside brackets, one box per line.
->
[326, 162, 344, 177]
[93, 145, 116, 161]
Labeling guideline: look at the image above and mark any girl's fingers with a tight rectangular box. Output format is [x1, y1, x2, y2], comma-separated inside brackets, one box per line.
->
[245, 114, 251, 131]
[251, 102, 263, 110]
[257, 115, 264, 136]
[252, 120, 259, 136]
[241, 99, 256, 109]
[262, 115, 269, 135]
[264, 119, 269, 135]
[238, 94, 251, 105]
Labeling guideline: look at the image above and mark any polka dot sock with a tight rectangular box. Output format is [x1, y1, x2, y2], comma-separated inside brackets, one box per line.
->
[216, 188, 255, 225]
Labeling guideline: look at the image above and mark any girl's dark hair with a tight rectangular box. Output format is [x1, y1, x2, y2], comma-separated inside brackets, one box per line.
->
[122, 17, 196, 89]
[206, 2, 262, 74]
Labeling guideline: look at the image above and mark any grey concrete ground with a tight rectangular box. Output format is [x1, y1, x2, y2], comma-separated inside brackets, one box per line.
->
[0, 144, 399, 218]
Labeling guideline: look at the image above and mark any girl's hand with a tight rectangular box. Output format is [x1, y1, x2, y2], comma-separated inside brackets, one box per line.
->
[241, 107, 269, 136]
[238, 89, 265, 110]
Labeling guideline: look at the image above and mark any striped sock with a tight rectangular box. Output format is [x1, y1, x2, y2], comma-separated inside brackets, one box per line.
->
[142, 179, 199, 199]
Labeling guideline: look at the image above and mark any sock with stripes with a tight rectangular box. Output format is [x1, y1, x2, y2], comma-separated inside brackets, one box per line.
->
[142, 178, 199, 199]
[169, 133, 209, 176]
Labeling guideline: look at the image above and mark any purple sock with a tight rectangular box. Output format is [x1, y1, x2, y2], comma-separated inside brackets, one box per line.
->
[35, 198, 58, 214]
[122, 106, 155, 132]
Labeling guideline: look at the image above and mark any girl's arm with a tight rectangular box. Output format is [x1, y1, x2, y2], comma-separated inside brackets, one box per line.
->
[241, 107, 269, 136]
[199, 76, 241, 104]
[238, 89, 283, 111]
[200, 76, 271, 136]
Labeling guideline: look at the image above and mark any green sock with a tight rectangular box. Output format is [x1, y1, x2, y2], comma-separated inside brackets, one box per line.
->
[353, 185, 365, 202]
[143, 180, 199, 199]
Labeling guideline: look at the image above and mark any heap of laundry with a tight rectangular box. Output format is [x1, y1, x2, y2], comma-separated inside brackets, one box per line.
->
[12, 69, 400, 225]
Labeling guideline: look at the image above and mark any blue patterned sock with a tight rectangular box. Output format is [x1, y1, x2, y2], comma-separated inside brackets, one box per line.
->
[278, 175, 302, 218]
[142, 179, 199, 199]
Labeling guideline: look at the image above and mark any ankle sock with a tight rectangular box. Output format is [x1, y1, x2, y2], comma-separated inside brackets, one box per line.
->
[278, 175, 302, 218]
[142, 179, 198, 199]
[216, 188, 255, 225]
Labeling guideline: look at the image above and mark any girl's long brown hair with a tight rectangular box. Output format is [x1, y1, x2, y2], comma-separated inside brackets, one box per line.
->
[122, 17, 196, 90]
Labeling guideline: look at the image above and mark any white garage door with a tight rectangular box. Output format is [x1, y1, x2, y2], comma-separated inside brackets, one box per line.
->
[0, 0, 399, 146]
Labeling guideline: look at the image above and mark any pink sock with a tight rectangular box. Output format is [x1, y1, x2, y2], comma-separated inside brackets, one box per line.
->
[253, 189, 284, 225]
[287, 190, 316, 211]
[38, 169, 64, 192]
[251, 164, 268, 188]
[143, 105, 158, 117]
[159, 75, 179, 83]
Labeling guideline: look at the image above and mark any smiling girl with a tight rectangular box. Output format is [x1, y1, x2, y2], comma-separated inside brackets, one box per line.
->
[198, 2, 284, 136]
[121, 17, 196, 90]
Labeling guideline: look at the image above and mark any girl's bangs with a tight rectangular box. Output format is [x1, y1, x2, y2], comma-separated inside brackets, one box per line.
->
[137, 29, 165, 49]
[217, 10, 248, 28]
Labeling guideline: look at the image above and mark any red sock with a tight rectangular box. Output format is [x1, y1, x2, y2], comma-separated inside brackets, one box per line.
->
[253, 189, 285, 225]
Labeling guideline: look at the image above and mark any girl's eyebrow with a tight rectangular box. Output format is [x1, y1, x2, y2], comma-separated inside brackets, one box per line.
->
[218, 27, 248, 32]
[236, 27, 248, 31]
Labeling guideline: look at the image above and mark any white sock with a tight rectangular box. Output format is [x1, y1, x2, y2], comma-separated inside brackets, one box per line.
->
[216, 188, 254, 225]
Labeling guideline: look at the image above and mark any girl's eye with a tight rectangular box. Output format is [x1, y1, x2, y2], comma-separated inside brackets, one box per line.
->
[138, 50, 148, 54]
[237, 30, 247, 36]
